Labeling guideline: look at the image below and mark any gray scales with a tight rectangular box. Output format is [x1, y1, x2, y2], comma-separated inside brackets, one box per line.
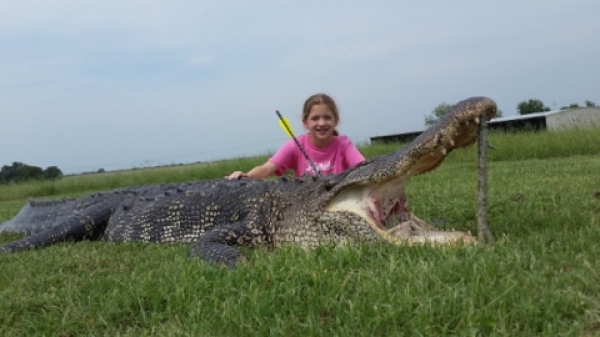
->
[0, 97, 498, 268]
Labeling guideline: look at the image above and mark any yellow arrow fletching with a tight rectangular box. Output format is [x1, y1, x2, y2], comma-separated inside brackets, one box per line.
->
[278, 116, 295, 138]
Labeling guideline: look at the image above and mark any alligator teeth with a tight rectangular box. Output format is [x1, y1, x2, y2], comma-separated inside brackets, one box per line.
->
[475, 117, 480, 124]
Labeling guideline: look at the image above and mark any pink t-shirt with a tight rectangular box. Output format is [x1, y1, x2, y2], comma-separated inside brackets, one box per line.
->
[269, 134, 365, 177]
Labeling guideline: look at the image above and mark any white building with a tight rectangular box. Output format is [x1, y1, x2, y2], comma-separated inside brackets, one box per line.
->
[489, 106, 600, 131]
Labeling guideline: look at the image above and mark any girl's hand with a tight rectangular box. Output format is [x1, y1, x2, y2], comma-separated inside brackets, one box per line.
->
[226, 171, 248, 180]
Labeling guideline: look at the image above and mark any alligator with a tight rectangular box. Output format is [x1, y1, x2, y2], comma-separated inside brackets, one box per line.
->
[0, 97, 497, 268]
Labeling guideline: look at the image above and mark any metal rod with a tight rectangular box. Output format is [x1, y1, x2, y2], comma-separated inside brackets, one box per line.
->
[477, 116, 495, 243]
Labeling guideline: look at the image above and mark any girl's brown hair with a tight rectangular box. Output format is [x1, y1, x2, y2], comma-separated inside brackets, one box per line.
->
[302, 93, 340, 136]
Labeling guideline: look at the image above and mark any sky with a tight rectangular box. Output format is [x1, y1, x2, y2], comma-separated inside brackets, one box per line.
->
[1, 1, 598, 174]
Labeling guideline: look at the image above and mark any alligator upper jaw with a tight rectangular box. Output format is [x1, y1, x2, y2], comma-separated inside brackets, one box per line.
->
[323, 97, 497, 197]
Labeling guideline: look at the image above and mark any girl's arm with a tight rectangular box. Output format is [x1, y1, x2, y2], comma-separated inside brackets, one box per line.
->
[226, 161, 277, 180]
[227, 138, 296, 180]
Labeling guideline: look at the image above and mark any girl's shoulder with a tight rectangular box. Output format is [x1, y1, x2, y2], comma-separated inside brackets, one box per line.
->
[334, 135, 353, 147]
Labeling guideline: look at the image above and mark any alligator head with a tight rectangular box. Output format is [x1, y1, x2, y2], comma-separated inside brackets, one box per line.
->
[274, 96, 497, 248]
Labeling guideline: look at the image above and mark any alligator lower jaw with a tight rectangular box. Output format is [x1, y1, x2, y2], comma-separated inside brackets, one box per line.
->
[381, 217, 477, 246]
[326, 180, 476, 246]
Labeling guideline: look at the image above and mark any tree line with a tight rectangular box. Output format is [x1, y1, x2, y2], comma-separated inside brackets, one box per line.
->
[517, 99, 596, 114]
[0, 162, 63, 185]
[425, 98, 597, 126]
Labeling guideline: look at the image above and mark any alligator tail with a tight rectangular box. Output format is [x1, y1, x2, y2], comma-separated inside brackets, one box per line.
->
[0, 202, 113, 254]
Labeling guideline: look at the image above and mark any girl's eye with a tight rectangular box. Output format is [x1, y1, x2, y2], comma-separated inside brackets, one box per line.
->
[310, 115, 332, 121]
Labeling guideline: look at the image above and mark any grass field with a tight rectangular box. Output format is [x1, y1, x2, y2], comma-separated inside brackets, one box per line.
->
[1, 127, 599, 336]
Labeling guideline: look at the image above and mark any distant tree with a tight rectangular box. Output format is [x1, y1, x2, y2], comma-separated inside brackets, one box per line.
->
[16, 165, 44, 182]
[44, 166, 63, 180]
[517, 99, 551, 115]
[0, 162, 63, 184]
[97, 168, 105, 173]
[425, 102, 453, 126]
[0, 167, 8, 184]
[560, 103, 580, 110]
[425, 102, 503, 126]
[0, 162, 26, 184]
[560, 100, 596, 110]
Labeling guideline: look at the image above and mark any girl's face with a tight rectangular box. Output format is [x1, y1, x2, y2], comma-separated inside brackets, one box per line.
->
[302, 103, 339, 147]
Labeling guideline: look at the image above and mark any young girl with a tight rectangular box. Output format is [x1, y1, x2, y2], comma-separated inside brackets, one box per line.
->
[227, 93, 365, 179]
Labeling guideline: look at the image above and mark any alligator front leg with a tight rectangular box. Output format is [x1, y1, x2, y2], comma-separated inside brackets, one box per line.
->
[0, 203, 112, 254]
[189, 221, 269, 268]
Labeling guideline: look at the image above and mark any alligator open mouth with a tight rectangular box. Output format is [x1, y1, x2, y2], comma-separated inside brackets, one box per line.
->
[326, 175, 408, 231]
[324, 96, 497, 246]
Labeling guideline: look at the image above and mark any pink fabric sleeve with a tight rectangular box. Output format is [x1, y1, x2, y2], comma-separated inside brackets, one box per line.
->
[268, 139, 297, 176]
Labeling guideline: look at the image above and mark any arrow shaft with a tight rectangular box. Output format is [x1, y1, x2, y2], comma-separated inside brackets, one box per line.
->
[275, 110, 322, 178]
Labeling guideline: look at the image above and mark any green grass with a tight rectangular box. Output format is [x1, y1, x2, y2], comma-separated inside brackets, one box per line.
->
[1, 127, 600, 336]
